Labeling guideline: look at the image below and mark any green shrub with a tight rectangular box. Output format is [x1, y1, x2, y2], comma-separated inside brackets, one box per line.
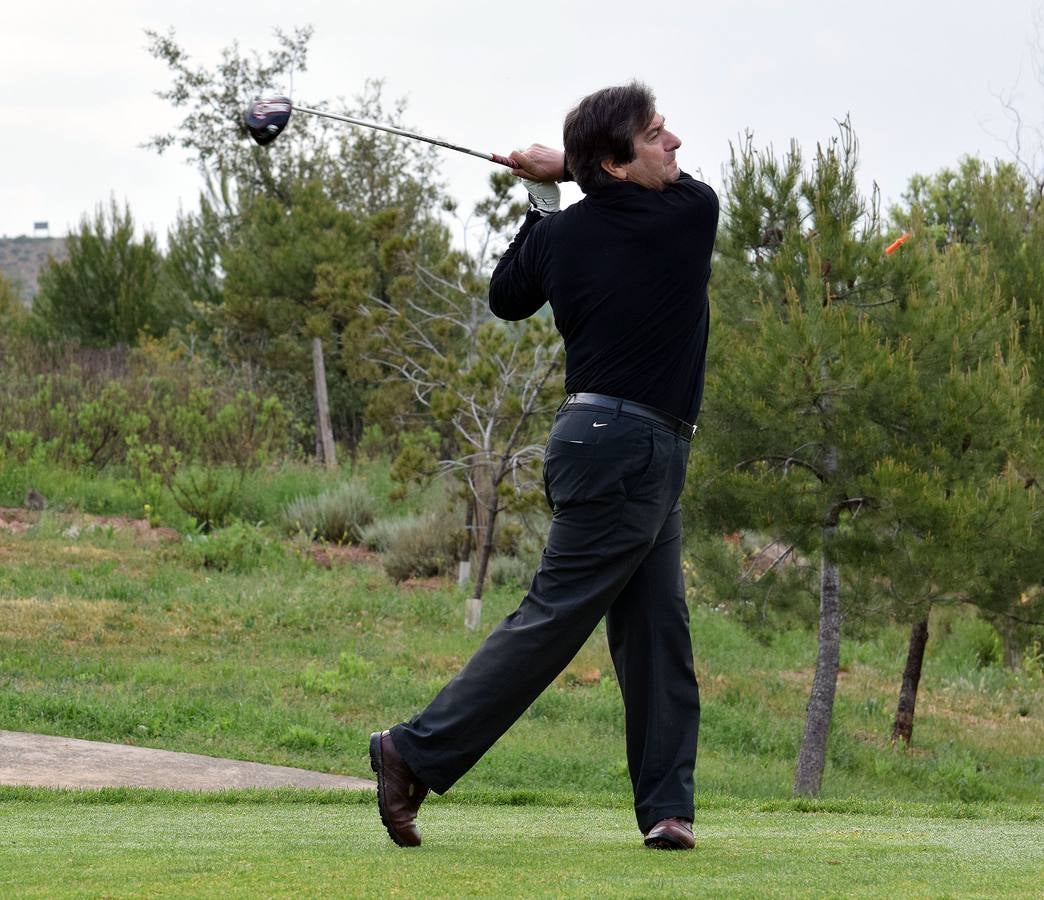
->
[31, 198, 178, 346]
[0, 339, 296, 472]
[937, 615, 1003, 672]
[927, 747, 1000, 802]
[359, 517, 402, 552]
[233, 463, 350, 525]
[281, 481, 376, 543]
[489, 554, 535, 587]
[382, 513, 460, 583]
[170, 465, 244, 531]
[178, 521, 285, 573]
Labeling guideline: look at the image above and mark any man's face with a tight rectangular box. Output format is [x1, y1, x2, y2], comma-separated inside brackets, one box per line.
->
[620, 113, 682, 191]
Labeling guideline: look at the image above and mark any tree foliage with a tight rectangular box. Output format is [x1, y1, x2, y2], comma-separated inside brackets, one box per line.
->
[31, 198, 185, 346]
[691, 121, 1032, 794]
[146, 28, 456, 451]
[895, 157, 1044, 421]
[145, 26, 325, 203]
[0, 272, 27, 338]
[145, 28, 446, 218]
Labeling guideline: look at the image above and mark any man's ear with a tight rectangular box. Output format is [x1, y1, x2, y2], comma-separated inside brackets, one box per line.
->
[600, 158, 629, 181]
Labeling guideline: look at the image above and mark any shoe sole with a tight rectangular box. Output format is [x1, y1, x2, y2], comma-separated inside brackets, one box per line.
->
[369, 731, 410, 848]
[644, 836, 692, 850]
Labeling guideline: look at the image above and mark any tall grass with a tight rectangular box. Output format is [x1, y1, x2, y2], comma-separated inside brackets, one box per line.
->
[280, 481, 377, 543]
[0, 459, 368, 533]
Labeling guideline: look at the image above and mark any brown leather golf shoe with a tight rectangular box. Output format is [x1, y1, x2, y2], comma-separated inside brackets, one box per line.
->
[369, 730, 429, 847]
[644, 817, 695, 850]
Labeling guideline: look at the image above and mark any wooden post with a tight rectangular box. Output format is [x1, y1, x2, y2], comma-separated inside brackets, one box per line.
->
[312, 337, 337, 469]
[464, 597, 482, 630]
[457, 560, 471, 587]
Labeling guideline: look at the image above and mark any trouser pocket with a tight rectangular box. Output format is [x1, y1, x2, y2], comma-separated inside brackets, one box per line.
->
[542, 411, 652, 511]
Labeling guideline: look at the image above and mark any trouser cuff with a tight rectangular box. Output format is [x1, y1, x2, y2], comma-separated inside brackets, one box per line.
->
[637, 803, 695, 834]
[388, 723, 453, 795]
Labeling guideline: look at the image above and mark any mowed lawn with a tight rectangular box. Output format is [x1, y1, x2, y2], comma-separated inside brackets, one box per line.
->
[1, 792, 1041, 898]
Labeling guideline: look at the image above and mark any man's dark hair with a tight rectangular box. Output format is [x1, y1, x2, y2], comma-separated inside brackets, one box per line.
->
[563, 82, 656, 194]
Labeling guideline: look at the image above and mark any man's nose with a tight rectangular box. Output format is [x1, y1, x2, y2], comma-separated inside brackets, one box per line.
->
[665, 130, 681, 151]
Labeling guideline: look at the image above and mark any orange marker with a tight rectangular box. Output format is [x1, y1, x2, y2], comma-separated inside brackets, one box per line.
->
[885, 232, 912, 255]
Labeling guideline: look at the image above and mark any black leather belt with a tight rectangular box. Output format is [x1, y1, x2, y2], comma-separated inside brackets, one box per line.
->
[560, 393, 697, 441]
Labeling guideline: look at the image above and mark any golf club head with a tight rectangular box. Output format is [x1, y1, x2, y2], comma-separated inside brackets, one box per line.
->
[245, 96, 293, 146]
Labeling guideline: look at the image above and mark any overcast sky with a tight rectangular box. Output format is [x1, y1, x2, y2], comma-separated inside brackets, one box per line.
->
[4, 1, 1042, 243]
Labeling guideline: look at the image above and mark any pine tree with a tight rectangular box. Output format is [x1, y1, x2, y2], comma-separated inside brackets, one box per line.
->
[692, 122, 1029, 794]
[31, 199, 182, 346]
[874, 157, 1044, 742]
[896, 157, 1044, 421]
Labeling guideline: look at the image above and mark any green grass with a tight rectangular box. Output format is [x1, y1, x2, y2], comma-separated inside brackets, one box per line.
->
[0, 458, 401, 532]
[1, 477, 1042, 896]
[1, 791, 1040, 898]
[0, 516, 1041, 803]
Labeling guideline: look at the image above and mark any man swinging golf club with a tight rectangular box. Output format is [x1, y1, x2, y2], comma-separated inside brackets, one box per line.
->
[371, 81, 718, 851]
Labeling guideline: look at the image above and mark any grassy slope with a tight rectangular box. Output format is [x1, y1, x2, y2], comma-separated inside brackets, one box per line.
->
[1, 793, 1040, 898]
[0, 516, 1040, 806]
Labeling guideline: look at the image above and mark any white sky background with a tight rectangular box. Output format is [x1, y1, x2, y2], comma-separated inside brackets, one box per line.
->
[3, 0, 1042, 244]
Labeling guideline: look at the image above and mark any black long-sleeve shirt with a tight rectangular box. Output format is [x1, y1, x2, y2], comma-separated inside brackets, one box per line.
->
[488, 172, 718, 424]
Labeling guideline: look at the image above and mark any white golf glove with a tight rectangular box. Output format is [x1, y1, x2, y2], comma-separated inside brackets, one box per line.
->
[523, 179, 560, 217]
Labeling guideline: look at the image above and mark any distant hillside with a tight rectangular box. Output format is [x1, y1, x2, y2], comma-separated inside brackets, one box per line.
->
[0, 236, 68, 305]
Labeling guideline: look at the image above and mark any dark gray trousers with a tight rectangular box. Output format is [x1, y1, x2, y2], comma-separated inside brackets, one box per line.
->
[391, 404, 700, 831]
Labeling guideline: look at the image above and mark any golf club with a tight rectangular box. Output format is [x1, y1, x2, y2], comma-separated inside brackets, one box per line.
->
[245, 97, 517, 169]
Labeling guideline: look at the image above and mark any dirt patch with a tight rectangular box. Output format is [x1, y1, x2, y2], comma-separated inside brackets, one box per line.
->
[850, 728, 933, 757]
[83, 517, 180, 545]
[562, 667, 603, 686]
[921, 701, 1031, 734]
[0, 507, 180, 545]
[399, 575, 448, 591]
[308, 544, 380, 570]
[778, 667, 853, 685]
[0, 508, 38, 526]
[0, 509, 35, 534]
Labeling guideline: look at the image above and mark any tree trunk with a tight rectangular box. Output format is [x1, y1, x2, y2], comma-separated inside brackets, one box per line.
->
[793, 536, 842, 797]
[996, 617, 1023, 670]
[311, 336, 336, 469]
[465, 465, 498, 630]
[471, 507, 498, 603]
[891, 614, 929, 746]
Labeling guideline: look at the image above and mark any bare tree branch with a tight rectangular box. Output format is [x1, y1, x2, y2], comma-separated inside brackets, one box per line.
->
[735, 455, 827, 481]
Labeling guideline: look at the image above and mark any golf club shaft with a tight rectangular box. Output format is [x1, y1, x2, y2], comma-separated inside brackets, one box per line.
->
[294, 105, 516, 169]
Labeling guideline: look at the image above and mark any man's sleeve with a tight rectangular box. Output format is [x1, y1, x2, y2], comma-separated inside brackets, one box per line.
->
[488, 210, 549, 321]
[674, 172, 719, 238]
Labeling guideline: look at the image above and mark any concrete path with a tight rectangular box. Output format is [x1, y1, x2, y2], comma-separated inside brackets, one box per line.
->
[0, 730, 375, 791]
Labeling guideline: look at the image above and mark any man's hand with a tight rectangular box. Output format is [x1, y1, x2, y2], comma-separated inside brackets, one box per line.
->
[509, 144, 565, 183]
